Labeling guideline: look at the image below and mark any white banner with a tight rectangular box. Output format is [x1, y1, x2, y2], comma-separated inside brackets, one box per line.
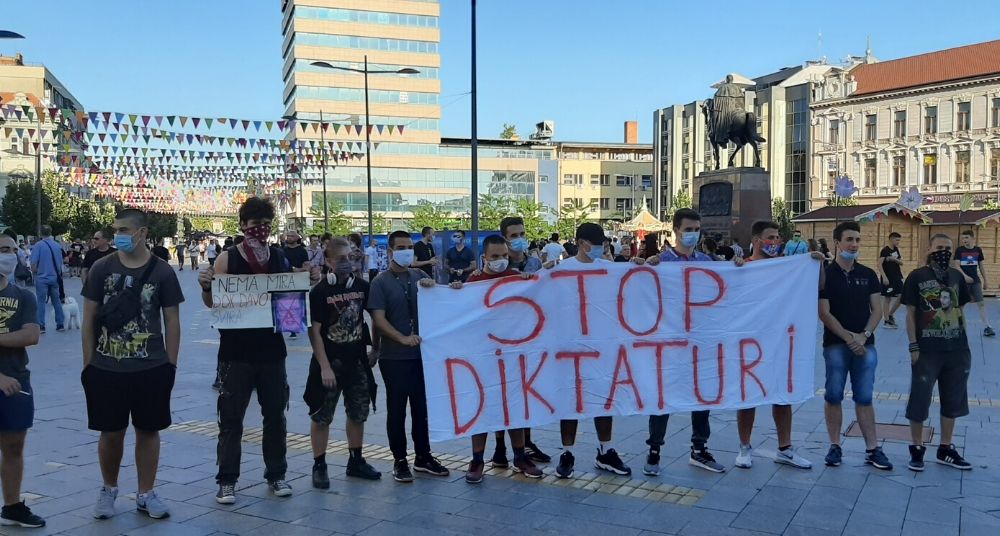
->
[210, 272, 311, 331]
[418, 255, 820, 442]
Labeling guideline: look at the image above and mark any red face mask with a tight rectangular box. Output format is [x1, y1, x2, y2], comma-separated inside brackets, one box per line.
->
[244, 223, 271, 242]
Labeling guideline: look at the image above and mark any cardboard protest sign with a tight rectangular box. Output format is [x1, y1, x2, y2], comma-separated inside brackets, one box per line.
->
[210, 272, 311, 331]
[418, 255, 821, 441]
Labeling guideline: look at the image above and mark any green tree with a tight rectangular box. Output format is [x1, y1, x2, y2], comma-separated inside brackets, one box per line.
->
[827, 193, 858, 207]
[500, 123, 519, 140]
[182, 217, 193, 237]
[359, 212, 390, 236]
[42, 172, 73, 236]
[772, 197, 795, 241]
[409, 200, 459, 232]
[146, 212, 179, 240]
[307, 197, 352, 236]
[474, 194, 515, 232]
[1, 180, 52, 236]
[554, 199, 597, 238]
[68, 199, 116, 240]
[666, 189, 693, 221]
[512, 199, 553, 240]
[984, 198, 1000, 211]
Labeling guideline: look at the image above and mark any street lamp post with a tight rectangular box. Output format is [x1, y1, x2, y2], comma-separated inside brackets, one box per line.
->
[283, 113, 331, 232]
[310, 59, 418, 242]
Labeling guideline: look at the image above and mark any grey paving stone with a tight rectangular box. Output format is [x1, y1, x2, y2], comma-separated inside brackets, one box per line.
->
[291, 509, 382, 533]
[905, 488, 961, 526]
[182, 509, 272, 533]
[538, 515, 645, 536]
[242, 521, 336, 536]
[122, 521, 218, 536]
[690, 486, 759, 513]
[455, 502, 554, 530]
[731, 504, 796, 535]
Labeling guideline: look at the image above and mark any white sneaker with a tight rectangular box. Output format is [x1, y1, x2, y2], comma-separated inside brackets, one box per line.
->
[735, 444, 753, 469]
[93, 486, 118, 519]
[774, 447, 812, 469]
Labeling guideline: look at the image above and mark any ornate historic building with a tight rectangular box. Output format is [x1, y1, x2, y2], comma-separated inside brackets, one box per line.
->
[810, 39, 1000, 210]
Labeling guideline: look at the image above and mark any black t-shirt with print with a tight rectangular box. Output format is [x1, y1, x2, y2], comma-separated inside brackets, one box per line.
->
[819, 262, 882, 347]
[954, 246, 985, 283]
[879, 246, 903, 283]
[901, 266, 971, 353]
[0, 284, 37, 382]
[309, 277, 369, 365]
[82, 254, 184, 372]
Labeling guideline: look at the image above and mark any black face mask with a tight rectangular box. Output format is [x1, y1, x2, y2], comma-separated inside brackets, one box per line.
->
[927, 249, 952, 280]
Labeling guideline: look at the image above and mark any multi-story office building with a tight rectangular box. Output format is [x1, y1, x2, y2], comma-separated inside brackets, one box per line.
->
[0, 53, 84, 200]
[653, 63, 836, 217]
[555, 136, 653, 225]
[809, 39, 1000, 210]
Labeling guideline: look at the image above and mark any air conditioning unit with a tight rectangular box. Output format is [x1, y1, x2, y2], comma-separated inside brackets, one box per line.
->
[530, 120, 554, 141]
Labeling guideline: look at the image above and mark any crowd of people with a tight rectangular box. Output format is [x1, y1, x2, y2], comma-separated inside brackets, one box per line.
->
[0, 195, 993, 529]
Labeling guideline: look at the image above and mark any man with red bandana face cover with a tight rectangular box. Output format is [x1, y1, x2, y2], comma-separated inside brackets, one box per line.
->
[198, 197, 320, 504]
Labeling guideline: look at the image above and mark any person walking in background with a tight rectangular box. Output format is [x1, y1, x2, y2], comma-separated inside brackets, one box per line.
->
[188, 240, 199, 270]
[364, 240, 379, 282]
[878, 232, 905, 329]
[206, 239, 219, 267]
[348, 233, 366, 280]
[151, 240, 170, 263]
[444, 230, 474, 283]
[412, 227, 438, 278]
[28, 225, 65, 334]
[174, 241, 186, 271]
[953, 230, 995, 337]
[541, 233, 565, 265]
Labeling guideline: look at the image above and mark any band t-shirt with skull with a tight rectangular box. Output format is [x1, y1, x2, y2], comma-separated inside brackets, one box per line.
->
[901, 266, 971, 353]
[82, 255, 184, 372]
[309, 277, 369, 365]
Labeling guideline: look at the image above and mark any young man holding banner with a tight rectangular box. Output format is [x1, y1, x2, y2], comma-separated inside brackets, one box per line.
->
[199, 197, 318, 504]
[818, 222, 892, 470]
[734, 220, 818, 470]
[642, 208, 735, 475]
[553, 222, 633, 479]
[369, 230, 450, 483]
[445, 234, 544, 484]
[304, 238, 381, 488]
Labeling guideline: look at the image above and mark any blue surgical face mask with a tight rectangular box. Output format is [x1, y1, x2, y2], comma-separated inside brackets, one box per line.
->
[114, 232, 137, 253]
[392, 249, 414, 267]
[680, 231, 700, 248]
[586, 246, 604, 261]
[839, 250, 858, 261]
[509, 237, 529, 252]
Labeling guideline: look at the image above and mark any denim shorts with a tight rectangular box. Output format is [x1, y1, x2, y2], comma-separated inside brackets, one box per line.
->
[823, 344, 877, 405]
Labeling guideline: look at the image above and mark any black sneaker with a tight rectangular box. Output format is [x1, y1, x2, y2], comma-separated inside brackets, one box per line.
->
[0, 501, 45, 528]
[825, 444, 843, 467]
[690, 448, 726, 473]
[347, 456, 382, 480]
[936, 444, 973, 470]
[524, 441, 551, 463]
[490, 448, 509, 469]
[393, 459, 414, 483]
[268, 480, 292, 497]
[312, 462, 330, 489]
[215, 483, 236, 505]
[985, 327, 996, 337]
[555, 451, 575, 479]
[56, 325, 65, 332]
[289, 332, 298, 339]
[865, 447, 893, 470]
[643, 450, 661, 476]
[414, 455, 450, 476]
[908, 445, 926, 472]
[595, 448, 632, 476]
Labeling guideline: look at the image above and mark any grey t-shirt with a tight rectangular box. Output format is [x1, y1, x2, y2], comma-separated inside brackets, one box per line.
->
[0, 283, 37, 382]
[368, 268, 429, 360]
[82, 254, 184, 372]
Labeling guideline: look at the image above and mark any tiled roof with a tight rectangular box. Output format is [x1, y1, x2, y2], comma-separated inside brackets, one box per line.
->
[852, 39, 1000, 96]
[792, 204, 873, 222]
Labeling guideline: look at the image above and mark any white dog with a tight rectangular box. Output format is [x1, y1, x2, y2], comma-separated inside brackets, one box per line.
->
[63, 296, 80, 329]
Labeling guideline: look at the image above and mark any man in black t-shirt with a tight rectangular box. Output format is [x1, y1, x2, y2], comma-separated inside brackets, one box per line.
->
[412, 226, 437, 278]
[818, 222, 891, 470]
[877, 232, 905, 328]
[902, 233, 974, 472]
[953, 230, 994, 337]
[281, 231, 309, 269]
[305, 238, 381, 489]
[444, 230, 474, 283]
[81, 229, 116, 284]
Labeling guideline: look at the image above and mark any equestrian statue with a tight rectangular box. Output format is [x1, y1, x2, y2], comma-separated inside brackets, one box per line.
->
[701, 75, 766, 170]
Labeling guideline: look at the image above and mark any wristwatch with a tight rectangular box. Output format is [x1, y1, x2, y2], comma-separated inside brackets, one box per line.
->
[863, 330, 872, 338]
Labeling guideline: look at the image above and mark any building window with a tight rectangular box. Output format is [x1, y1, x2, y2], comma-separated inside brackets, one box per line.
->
[894, 110, 906, 138]
[615, 175, 633, 187]
[828, 119, 839, 143]
[615, 198, 633, 213]
[599, 198, 610, 210]
[590, 174, 600, 185]
[957, 102, 971, 131]
[923, 155, 938, 185]
[539, 174, 548, 183]
[641, 175, 652, 189]
[864, 158, 877, 188]
[991, 148, 1000, 180]
[562, 174, 582, 185]
[865, 114, 877, 141]
[955, 150, 971, 183]
[924, 106, 937, 134]
[993, 98, 1000, 128]
[892, 156, 905, 186]
[599, 174, 610, 186]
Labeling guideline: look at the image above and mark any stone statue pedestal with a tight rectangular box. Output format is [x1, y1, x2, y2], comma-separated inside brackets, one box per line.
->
[692, 167, 771, 245]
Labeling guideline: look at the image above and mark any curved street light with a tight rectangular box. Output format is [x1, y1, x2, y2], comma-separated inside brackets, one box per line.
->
[0, 31, 25, 39]
[309, 58, 419, 242]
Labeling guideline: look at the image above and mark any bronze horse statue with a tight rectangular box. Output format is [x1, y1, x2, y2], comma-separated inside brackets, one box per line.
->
[701, 98, 766, 169]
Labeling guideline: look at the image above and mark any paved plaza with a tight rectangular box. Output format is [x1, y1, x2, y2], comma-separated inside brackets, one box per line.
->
[3, 270, 1000, 536]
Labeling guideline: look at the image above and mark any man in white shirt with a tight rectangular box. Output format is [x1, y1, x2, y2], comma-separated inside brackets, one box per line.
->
[541, 233, 565, 265]
[364, 241, 379, 282]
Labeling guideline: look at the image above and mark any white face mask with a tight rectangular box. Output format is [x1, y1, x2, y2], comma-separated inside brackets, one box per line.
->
[486, 259, 508, 273]
[0, 253, 17, 281]
[392, 249, 414, 267]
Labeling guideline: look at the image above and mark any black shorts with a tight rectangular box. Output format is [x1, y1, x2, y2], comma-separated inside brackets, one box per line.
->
[0, 377, 33, 431]
[82, 363, 176, 432]
[881, 279, 903, 297]
[905, 349, 971, 422]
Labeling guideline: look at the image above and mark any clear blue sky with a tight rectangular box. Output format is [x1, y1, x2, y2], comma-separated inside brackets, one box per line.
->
[4, 1, 999, 143]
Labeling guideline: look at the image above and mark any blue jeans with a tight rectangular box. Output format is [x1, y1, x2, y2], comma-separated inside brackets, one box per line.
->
[34, 278, 64, 328]
[823, 344, 877, 406]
